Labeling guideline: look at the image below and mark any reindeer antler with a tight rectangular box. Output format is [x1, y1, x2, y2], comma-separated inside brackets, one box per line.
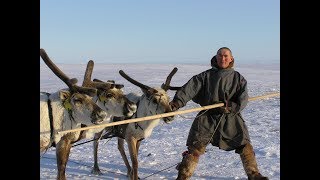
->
[161, 67, 181, 91]
[93, 79, 124, 89]
[40, 49, 75, 88]
[119, 70, 156, 93]
[40, 48, 97, 96]
[81, 60, 114, 90]
[82, 60, 94, 87]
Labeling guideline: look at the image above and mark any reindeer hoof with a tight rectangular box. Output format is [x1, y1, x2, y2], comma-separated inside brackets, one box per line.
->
[91, 168, 103, 175]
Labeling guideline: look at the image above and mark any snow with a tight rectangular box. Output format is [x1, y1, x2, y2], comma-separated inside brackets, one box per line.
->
[40, 63, 280, 180]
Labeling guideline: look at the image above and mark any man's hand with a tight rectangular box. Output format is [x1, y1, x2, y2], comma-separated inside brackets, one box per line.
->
[163, 100, 180, 124]
[217, 101, 231, 114]
[169, 100, 180, 111]
[163, 116, 174, 124]
[217, 106, 231, 114]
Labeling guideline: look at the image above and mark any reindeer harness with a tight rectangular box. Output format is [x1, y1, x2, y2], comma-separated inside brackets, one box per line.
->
[43, 92, 56, 148]
[43, 92, 76, 148]
[102, 99, 144, 141]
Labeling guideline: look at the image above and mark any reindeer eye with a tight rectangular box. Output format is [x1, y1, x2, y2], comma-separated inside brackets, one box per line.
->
[106, 93, 114, 98]
[152, 98, 158, 104]
[73, 98, 83, 105]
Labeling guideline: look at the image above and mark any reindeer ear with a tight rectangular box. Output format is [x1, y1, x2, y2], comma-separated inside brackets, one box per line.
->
[59, 90, 71, 101]
[141, 88, 148, 95]
[115, 84, 124, 89]
[141, 88, 153, 98]
[148, 88, 158, 94]
[142, 88, 158, 97]
[96, 88, 104, 96]
[161, 83, 166, 89]
[93, 78, 103, 82]
[107, 80, 115, 84]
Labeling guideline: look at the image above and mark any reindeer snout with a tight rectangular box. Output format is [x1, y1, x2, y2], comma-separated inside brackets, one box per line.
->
[129, 102, 137, 112]
[91, 110, 107, 124]
[163, 116, 174, 124]
[163, 107, 175, 123]
[124, 101, 137, 117]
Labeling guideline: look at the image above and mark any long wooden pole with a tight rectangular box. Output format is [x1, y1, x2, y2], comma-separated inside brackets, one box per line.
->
[58, 92, 279, 134]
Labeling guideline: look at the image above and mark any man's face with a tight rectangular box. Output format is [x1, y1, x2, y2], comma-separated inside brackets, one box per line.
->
[216, 49, 233, 69]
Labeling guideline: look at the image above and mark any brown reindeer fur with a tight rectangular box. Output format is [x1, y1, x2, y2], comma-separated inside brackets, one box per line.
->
[56, 134, 73, 180]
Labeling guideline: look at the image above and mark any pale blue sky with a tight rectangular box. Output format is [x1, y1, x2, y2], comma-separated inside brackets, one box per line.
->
[40, 0, 279, 64]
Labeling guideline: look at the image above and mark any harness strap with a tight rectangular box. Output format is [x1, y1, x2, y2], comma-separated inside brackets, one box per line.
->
[72, 124, 87, 143]
[62, 96, 75, 123]
[44, 92, 56, 148]
[134, 100, 143, 130]
[103, 99, 141, 139]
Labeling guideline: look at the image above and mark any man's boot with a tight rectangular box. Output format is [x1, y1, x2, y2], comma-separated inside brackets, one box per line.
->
[175, 150, 189, 170]
[239, 143, 269, 180]
[176, 152, 200, 180]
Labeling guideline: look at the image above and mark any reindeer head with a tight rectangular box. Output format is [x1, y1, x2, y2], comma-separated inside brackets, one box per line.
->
[81, 60, 137, 118]
[119, 68, 179, 123]
[40, 48, 108, 125]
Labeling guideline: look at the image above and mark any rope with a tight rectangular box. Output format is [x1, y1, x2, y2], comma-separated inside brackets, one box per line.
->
[40, 147, 50, 159]
[71, 138, 97, 148]
[40, 135, 113, 159]
[141, 162, 180, 179]
[40, 156, 128, 177]
[41, 156, 92, 167]
[72, 132, 113, 147]
[206, 114, 224, 145]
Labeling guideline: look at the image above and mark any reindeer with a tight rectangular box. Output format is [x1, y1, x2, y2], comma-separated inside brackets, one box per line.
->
[80, 61, 138, 175]
[40, 49, 111, 180]
[40, 49, 137, 180]
[90, 67, 179, 180]
[79, 60, 137, 140]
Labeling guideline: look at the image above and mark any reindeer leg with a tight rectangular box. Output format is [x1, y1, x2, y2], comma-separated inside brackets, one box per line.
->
[134, 140, 143, 180]
[118, 137, 132, 177]
[91, 132, 103, 175]
[127, 136, 139, 180]
[56, 137, 72, 180]
[136, 139, 141, 153]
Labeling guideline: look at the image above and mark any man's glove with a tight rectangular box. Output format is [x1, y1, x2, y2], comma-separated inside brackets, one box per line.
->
[169, 100, 180, 111]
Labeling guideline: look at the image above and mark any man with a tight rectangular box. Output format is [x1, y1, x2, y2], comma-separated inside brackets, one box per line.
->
[169, 47, 268, 180]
